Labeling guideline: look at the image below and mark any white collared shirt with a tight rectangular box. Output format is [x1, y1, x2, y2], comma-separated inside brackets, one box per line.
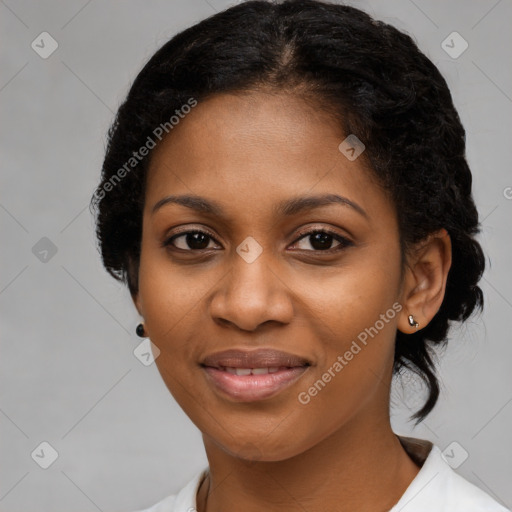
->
[132, 436, 510, 512]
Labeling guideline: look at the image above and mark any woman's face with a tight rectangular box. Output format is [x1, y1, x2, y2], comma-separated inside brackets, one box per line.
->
[135, 91, 406, 461]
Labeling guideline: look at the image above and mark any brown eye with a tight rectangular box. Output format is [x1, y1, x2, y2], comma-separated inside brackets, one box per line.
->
[292, 229, 353, 252]
[164, 230, 218, 251]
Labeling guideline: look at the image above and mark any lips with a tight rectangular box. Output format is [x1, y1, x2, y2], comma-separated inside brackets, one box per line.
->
[201, 348, 311, 402]
[201, 348, 311, 369]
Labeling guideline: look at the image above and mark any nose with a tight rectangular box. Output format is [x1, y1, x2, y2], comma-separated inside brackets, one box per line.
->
[209, 249, 294, 332]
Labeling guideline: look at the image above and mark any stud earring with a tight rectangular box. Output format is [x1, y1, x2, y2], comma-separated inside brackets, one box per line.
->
[408, 315, 419, 329]
[136, 323, 146, 338]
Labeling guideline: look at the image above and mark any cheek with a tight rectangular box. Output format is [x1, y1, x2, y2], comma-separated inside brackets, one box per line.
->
[137, 243, 215, 337]
[292, 253, 402, 405]
[136, 253, 215, 411]
[296, 252, 401, 346]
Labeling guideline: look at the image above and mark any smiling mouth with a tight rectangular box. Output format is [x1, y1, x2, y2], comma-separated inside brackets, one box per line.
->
[199, 348, 312, 401]
[201, 362, 310, 401]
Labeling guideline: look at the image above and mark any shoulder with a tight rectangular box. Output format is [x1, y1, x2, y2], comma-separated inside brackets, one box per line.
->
[440, 463, 509, 511]
[129, 468, 207, 512]
[392, 436, 510, 512]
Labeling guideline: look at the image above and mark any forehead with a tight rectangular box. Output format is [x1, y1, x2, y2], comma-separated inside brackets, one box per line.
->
[144, 91, 394, 225]
[148, 90, 346, 171]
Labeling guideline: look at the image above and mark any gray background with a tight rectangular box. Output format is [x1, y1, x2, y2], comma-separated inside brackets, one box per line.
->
[1, 0, 511, 510]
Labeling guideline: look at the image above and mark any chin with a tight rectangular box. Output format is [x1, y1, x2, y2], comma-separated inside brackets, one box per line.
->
[212, 431, 313, 463]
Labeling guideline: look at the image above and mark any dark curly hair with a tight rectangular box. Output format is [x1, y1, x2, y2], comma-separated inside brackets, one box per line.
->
[90, 0, 485, 423]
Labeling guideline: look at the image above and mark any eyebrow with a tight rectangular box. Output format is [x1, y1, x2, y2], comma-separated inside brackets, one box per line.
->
[151, 193, 368, 219]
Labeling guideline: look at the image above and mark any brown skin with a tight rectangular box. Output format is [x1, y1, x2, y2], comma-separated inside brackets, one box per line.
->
[133, 90, 452, 512]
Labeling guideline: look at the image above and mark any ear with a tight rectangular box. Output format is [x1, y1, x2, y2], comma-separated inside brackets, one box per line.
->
[397, 229, 452, 334]
[132, 292, 143, 317]
[127, 256, 143, 317]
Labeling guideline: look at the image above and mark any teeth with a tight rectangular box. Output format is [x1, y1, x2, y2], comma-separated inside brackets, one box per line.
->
[251, 367, 269, 375]
[222, 367, 282, 375]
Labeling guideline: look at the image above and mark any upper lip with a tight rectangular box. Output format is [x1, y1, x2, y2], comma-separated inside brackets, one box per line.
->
[201, 349, 311, 369]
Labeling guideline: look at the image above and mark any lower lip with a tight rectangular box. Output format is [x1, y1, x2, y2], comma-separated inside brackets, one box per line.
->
[202, 366, 308, 402]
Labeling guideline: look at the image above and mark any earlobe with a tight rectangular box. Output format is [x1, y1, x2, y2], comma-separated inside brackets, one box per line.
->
[398, 229, 452, 334]
[132, 293, 147, 337]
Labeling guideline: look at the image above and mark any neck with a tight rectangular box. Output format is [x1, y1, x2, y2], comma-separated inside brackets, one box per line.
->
[196, 411, 421, 512]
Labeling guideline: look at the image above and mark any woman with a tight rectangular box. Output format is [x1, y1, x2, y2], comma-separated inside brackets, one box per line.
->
[90, 1, 509, 510]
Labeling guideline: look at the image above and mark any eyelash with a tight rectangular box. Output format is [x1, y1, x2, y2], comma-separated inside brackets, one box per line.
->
[162, 227, 353, 254]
